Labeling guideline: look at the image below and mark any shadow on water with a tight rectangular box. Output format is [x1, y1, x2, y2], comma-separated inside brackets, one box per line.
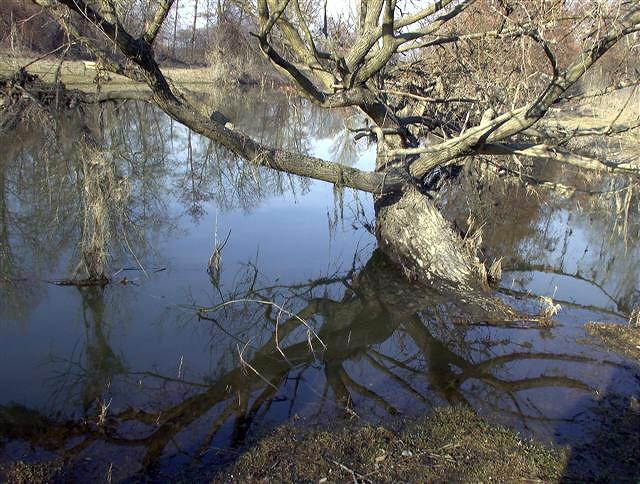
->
[0, 91, 639, 481]
[561, 369, 640, 482]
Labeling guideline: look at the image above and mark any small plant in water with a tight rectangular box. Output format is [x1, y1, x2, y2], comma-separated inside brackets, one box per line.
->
[97, 397, 112, 427]
[629, 307, 640, 328]
[207, 227, 231, 288]
[539, 296, 561, 320]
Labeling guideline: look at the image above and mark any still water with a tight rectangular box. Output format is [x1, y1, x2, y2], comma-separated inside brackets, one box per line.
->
[1, 90, 639, 481]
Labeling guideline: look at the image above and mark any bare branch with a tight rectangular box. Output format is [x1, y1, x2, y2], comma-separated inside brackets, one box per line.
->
[526, 30, 558, 78]
[395, 0, 476, 44]
[532, 118, 640, 140]
[143, 0, 175, 45]
[478, 143, 640, 175]
[406, 5, 640, 178]
[259, 0, 291, 37]
[346, 0, 460, 71]
[379, 89, 479, 104]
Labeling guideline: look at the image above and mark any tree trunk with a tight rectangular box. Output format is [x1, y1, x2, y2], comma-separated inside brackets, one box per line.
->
[172, 0, 179, 58]
[374, 192, 528, 323]
[361, 102, 486, 294]
[191, 0, 199, 63]
[375, 186, 484, 292]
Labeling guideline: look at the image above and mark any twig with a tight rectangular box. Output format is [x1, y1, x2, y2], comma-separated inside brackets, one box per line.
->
[199, 298, 327, 351]
[330, 459, 371, 483]
[237, 340, 279, 391]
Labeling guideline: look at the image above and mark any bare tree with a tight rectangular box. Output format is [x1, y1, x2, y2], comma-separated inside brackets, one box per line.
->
[190, 0, 199, 61]
[19, 0, 640, 307]
[172, 0, 179, 57]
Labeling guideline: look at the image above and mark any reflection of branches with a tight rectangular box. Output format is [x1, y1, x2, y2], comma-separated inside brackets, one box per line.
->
[45, 288, 126, 415]
[198, 298, 327, 352]
[337, 366, 400, 416]
[482, 374, 592, 393]
[401, 315, 599, 425]
[364, 352, 431, 407]
[131, 253, 627, 463]
[441, 168, 640, 323]
[505, 261, 629, 315]
[12, 250, 640, 477]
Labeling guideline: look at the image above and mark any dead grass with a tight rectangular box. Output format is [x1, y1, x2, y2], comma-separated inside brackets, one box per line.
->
[585, 321, 640, 360]
[73, 141, 130, 281]
[216, 406, 567, 483]
[0, 56, 220, 94]
[0, 459, 63, 484]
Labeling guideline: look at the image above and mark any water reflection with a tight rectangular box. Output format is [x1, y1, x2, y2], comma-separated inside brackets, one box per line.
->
[1, 251, 638, 480]
[0, 92, 639, 481]
[441, 161, 640, 319]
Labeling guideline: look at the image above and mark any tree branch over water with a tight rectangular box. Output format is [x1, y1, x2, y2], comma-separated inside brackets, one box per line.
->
[7, 0, 640, 293]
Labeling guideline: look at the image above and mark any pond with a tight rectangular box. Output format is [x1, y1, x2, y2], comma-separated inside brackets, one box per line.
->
[1, 89, 639, 481]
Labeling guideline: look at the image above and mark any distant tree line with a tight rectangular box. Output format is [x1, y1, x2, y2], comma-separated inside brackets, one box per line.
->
[0, 0, 274, 72]
[0, 0, 65, 53]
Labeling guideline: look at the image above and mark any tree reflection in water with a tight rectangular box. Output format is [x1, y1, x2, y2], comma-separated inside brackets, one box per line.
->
[0, 93, 639, 481]
[1, 250, 638, 480]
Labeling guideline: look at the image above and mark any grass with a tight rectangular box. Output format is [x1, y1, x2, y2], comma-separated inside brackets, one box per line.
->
[585, 321, 640, 360]
[216, 406, 567, 482]
[0, 460, 63, 484]
[0, 55, 219, 94]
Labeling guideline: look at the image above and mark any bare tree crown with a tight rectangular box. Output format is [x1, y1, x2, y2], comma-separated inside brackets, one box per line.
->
[27, 0, 640, 191]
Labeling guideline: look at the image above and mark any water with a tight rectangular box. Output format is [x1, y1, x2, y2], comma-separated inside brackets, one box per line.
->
[1, 91, 639, 481]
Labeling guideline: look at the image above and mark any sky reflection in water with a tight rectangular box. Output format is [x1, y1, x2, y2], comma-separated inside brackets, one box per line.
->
[0, 92, 638, 480]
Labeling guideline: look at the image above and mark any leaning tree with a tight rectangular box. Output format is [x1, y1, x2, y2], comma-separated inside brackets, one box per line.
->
[14, 0, 640, 303]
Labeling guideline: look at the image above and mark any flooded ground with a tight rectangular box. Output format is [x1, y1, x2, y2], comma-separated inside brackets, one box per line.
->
[0, 90, 639, 481]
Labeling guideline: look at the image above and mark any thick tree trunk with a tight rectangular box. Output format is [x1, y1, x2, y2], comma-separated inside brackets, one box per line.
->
[369, 156, 525, 323]
[375, 186, 484, 292]
[369, 179, 528, 326]
[361, 102, 486, 294]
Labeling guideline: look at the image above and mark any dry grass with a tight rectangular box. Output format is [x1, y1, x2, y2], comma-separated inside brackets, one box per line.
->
[217, 406, 567, 483]
[539, 296, 562, 320]
[585, 319, 640, 360]
[74, 142, 130, 281]
[0, 460, 63, 484]
[0, 56, 222, 94]
[97, 398, 112, 427]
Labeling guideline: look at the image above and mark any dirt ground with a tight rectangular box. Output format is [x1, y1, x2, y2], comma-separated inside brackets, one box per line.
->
[0, 55, 221, 94]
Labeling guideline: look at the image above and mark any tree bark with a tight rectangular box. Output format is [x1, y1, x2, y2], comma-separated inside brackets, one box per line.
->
[375, 187, 483, 291]
[360, 101, 487, 293]
[191, 0, 199, 62]
[172, 0, 179, 57]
